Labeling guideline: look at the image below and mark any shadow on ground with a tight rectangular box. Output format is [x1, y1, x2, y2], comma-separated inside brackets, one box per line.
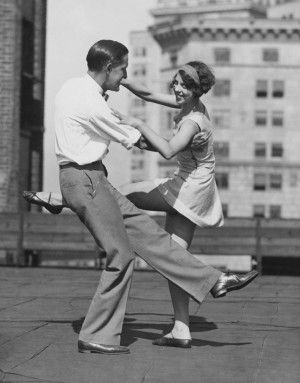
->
[71, 315, 251, 348]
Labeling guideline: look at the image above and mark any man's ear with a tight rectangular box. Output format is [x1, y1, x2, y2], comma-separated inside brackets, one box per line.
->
[106, 63, 112, 73]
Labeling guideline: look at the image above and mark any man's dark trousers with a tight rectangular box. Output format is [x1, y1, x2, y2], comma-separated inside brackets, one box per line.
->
[60, 161, 221, 345]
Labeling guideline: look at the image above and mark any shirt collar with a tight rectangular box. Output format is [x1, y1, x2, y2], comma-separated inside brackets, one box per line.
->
[84, 74, 107, 99]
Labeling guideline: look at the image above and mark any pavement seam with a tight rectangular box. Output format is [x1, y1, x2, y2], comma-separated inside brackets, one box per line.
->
[0, 368, 66, 383]
[0, 323, 48, 348]
[10, 343, 52, 372]
[0, 298, 37, 313]
[251, 334, 268, 383]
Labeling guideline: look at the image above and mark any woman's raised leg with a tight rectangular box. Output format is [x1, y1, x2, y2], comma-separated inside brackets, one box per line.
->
[119, 181, 175, 212]
[122, 181, 198, 340]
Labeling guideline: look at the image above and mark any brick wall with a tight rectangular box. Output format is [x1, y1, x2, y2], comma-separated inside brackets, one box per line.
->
[0, 0, 22, 212]
[0, 0, 46, 213]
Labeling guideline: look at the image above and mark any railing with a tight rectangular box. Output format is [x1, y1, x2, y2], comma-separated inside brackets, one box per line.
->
[155, 0, 269, 8]
[1, 212, 300, 273]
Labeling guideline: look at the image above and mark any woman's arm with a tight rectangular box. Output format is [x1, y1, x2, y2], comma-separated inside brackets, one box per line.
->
[115, 112, 199, 160]
[121, 79, 179, 109]
[138, 120, 198, 159]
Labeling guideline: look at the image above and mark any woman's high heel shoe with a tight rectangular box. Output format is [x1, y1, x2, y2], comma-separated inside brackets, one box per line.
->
[23, 191, 63, 214]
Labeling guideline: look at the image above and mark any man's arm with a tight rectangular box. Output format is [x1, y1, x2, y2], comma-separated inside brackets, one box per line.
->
[90, 107, 141, 150]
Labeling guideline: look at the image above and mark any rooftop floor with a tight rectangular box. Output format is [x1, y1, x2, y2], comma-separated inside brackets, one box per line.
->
[0, 267, 299, 383]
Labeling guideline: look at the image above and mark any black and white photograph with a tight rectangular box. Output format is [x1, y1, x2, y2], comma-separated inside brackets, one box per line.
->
[0, 0, 299, 382]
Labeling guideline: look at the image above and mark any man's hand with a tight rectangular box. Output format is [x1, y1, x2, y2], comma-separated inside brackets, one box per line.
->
[135, 135, 157, 152]
[110, 108, 125, 120]
[111, 109, 144, 130]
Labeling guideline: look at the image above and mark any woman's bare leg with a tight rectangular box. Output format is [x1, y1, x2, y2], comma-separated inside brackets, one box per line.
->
[122, 181, 198, 339]
[26, 180, 168, 211]
[164, 212, 196, 339]
[119, 181, 174, 212]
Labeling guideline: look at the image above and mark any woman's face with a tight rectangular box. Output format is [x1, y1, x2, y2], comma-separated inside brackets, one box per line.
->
[172, 73, 194, 106]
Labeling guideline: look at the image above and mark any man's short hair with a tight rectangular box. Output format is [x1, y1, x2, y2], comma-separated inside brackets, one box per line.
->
[86, 40, 129, 72]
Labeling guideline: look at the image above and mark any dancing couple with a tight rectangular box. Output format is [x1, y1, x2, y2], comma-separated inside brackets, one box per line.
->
[24, 40, 258, 354]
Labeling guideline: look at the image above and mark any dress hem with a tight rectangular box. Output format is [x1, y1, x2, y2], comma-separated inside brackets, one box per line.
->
[156, 182, 224, 228]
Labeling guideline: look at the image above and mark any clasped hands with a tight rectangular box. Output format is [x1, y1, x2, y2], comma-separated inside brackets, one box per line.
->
[111, 109, 145, 131]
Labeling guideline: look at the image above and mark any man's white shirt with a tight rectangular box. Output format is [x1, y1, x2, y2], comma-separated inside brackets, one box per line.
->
[55, 74, 141, 165]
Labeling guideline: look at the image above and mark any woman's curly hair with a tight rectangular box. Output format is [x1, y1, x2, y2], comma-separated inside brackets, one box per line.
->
[171, 61, 215, 97]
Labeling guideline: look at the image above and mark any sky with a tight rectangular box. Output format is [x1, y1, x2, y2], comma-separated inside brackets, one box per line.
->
[44, 0, 157, 192]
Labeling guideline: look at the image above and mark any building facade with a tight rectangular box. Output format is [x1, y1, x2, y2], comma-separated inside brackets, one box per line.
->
[129, 0, 300, 218]
[0, 0, 46, 213]
[128, 31, 162, 182]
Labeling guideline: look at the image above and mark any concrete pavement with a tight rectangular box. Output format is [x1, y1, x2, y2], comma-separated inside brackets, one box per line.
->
[0, 267, 299, 383]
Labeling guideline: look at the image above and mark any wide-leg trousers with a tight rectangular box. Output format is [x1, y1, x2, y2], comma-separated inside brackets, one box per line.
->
[59, 161, 221, 345]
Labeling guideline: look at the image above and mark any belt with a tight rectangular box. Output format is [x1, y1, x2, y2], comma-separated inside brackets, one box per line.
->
[59, 160, 101, 170]
[59, 161, 108, 177]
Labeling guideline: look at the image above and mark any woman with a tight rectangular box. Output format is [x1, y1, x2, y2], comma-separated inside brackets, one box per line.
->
[24, 61, 224, 348]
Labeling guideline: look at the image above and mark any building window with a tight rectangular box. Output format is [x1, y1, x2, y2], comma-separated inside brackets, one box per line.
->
[212, 109, 230, 129]
[159, 168, 176, 178]
[254, 143, 266, 158]
[254, 173, 266, 191]
[213, 79, 230, 97]
[272, 80, 284, 98]
[170, 51, 178, 67]
[222, 203, 228, 218]
[214, 48, 231, 64]
[132, 64, 147, 77]
[256, 80, 268, 98]
[132, 147, 144, 156]
[215, 172, 229, 189]
[131, 174, 145, 183]
[132, 112, 146, 123]
[290, 172, 298, 187]
[253, 204, 265, 218]
[214, 142, 229, 159]
[271, 143, 283, 158]
[262, 48, 279, 63]
[132, 98, 146, 107]
[133, 47, 147, 57]
[255, 110, 267, 126]
[272, 111, 284, 127]
[131, 158, 144, 170]
[270, 205, 281, 218]
[269, 173, 282, 190]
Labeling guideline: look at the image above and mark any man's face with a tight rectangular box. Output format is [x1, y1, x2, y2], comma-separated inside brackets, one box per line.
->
[105, 54, 128, 91]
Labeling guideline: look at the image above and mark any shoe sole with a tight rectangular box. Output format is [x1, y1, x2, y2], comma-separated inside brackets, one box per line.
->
[23, 192, 63, 215]
[152, 338, 192, 348]
[78, 348, 130, 355]
[214, 271, 259, 298]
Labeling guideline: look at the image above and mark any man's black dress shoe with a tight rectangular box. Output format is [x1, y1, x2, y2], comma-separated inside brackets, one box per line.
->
[23, 191, 63, 215]
[78, 340, 130, 355]
[211, 270, 258, 298]
[152, 336, 191, 348]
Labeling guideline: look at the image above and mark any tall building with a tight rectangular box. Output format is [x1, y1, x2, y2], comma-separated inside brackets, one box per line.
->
[0, 0, 46, 213]
[128, 31, 163, 182]
[268, 0, 300, 18]
[129, 0, 300, 218]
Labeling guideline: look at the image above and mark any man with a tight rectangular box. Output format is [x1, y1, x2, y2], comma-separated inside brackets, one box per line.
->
[26, 40, 258, 355]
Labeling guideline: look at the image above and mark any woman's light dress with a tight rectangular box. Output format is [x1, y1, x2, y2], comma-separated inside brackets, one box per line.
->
[155, 112, 224, 228]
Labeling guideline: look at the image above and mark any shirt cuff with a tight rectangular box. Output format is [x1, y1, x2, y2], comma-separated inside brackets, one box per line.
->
[122, 126, 141, 150]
